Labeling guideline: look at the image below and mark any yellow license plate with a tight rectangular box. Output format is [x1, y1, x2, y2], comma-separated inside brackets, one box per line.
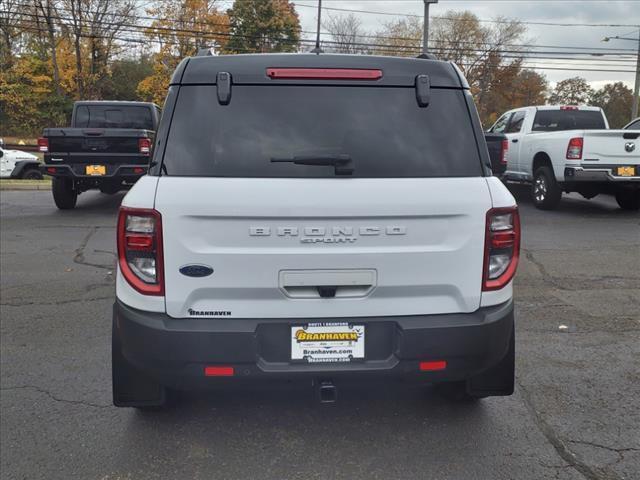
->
[86, 165, 106, 176]
[617, 166, 635, 177]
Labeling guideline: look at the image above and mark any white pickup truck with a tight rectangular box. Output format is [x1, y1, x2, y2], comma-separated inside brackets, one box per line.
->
[488, 106, 640, 210]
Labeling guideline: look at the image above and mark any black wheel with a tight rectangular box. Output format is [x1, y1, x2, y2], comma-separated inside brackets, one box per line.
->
[21, 168, 43, 180]
[615, 190, 640, 211]
[531, 166, 562, 210]
[112, 318, 168, 409]
[52, 177, 77, 210]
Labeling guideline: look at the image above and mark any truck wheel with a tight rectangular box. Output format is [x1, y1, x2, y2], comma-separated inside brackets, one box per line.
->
[615, 190, 640, 211]
[112, 318, 168, 409]
[531, 166, 562, 210]
[52, 177, 77, 210]
[21, 168, 43, 180]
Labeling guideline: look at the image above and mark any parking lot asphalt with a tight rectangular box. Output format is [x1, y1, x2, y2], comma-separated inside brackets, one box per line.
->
[1, 187, 638, 480]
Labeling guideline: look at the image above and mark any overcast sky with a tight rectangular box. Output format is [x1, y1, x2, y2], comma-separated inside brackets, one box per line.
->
[292, 0, 640, 90]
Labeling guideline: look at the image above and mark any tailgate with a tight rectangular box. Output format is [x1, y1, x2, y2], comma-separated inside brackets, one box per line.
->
[583, 130, 640, 165]
[156, 177, 493, 319]
[44, 128, 152, 167]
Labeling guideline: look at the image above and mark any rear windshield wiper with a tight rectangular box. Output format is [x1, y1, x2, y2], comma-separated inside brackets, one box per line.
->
[271, 154, 353, 176]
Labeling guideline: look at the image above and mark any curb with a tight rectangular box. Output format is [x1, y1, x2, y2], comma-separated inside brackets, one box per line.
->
[0, 183, 52, 191]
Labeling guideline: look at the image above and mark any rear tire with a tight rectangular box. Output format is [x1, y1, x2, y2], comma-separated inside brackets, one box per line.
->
[112, 318, 168, 409]
[52, 177, 77, 210]
[615, 190, 640, 211]
[531, 166, 562, 210]
[21, 168, 43, 180]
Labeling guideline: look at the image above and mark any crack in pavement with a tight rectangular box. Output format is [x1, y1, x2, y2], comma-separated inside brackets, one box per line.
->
[1, 385, 111, 409]
[1, 295, 112, 307]
[73, 227, 114, 271]
[517, 380, 623, 480]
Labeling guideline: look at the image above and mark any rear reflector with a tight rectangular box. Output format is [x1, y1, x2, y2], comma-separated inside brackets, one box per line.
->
[46, 167, 56, 174]
[266, 68, 382, 80]
[204, 366, 235, 377]
[133, 167, 145, 174]
[419, 360, 447, 372]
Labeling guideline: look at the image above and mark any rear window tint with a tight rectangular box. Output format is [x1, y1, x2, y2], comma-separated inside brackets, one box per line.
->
[161, 85, 482, 178]
[532, 110, 605, 132]
[74, 105, 153, 130]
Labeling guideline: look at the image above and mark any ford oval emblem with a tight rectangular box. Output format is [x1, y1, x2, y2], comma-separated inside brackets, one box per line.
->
[179, 264, 214, 278]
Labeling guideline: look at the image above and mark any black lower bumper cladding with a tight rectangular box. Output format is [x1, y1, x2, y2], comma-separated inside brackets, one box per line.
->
[114, 299, 514, 390]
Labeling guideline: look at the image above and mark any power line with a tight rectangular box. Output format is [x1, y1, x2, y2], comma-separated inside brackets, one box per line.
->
[9, 3, 640, 54]
[295, 2, 640, 28]
[10, 10, 637, 61]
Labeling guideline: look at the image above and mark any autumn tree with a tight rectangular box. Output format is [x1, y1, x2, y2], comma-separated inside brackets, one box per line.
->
[548, 77, 593, 105]
[137, 0, 230, 105]
[373, 17, 421, 57]
[323, 13, 369, 54]
[589, 82, 634, 128]
[0, 0, 23, 68]
[224, 0, 300, 54]
[62, 0, 135, 98]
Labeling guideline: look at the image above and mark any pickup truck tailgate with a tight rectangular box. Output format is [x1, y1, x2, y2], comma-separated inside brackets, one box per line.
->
[583, 130, 640, 165]
[44, 128, 153, 170]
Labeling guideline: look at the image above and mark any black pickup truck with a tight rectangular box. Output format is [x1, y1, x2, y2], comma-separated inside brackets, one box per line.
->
[40, 101, 160, 209]
[484, 132, 508, 177]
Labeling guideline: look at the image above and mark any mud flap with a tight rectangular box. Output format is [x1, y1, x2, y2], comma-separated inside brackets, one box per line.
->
[466, 325, 515, 397]
[112, 318, 166, 408]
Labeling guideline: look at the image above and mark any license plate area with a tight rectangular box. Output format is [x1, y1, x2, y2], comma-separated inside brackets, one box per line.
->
[85, 165, 106, 176]
[291, 323, 365, 364]
[616, 166, 636, 177]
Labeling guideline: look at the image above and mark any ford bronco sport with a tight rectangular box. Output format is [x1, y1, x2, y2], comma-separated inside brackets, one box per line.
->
[113, 53, 520, 408]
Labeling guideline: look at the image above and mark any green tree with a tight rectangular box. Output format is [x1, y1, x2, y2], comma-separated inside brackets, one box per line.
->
[548, 77, 593, 105]
[225, 0, 300, 54]
[104, 57, 154, 101]
[589, 82, 634, 128]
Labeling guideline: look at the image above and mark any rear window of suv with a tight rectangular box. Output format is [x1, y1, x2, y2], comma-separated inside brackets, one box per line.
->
[532, 110, 606, 132]
[74, 105, 154, 130]
[160, 85, 483, 178]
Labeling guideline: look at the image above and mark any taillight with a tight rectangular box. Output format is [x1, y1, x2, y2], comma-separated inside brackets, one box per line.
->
[500, 139, 509, 165]
[566, 137, 583, 160]
[483, 207, 520, 291]
[117, 207, 164, 295]
[38, 137, 49, 152]
[138, 138, 151, 155]
[266, 68, 383, 80]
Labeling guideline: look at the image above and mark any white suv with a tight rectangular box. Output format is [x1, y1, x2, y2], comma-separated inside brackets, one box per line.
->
[113, 54, 520, 408]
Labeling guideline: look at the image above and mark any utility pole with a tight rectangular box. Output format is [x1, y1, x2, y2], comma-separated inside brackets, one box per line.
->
[422, 0, 439, 54]
[311, 0, 323, 54]
[603, 30, 640, 120]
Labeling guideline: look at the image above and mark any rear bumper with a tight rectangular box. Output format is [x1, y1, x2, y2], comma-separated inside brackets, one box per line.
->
[114, 299, 514, 389]
[40, 163, 147, 181]
[564, 165, 640, 183]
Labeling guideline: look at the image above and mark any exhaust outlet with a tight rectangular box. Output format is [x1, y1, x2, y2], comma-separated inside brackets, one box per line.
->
[317, 381, 337, 404]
